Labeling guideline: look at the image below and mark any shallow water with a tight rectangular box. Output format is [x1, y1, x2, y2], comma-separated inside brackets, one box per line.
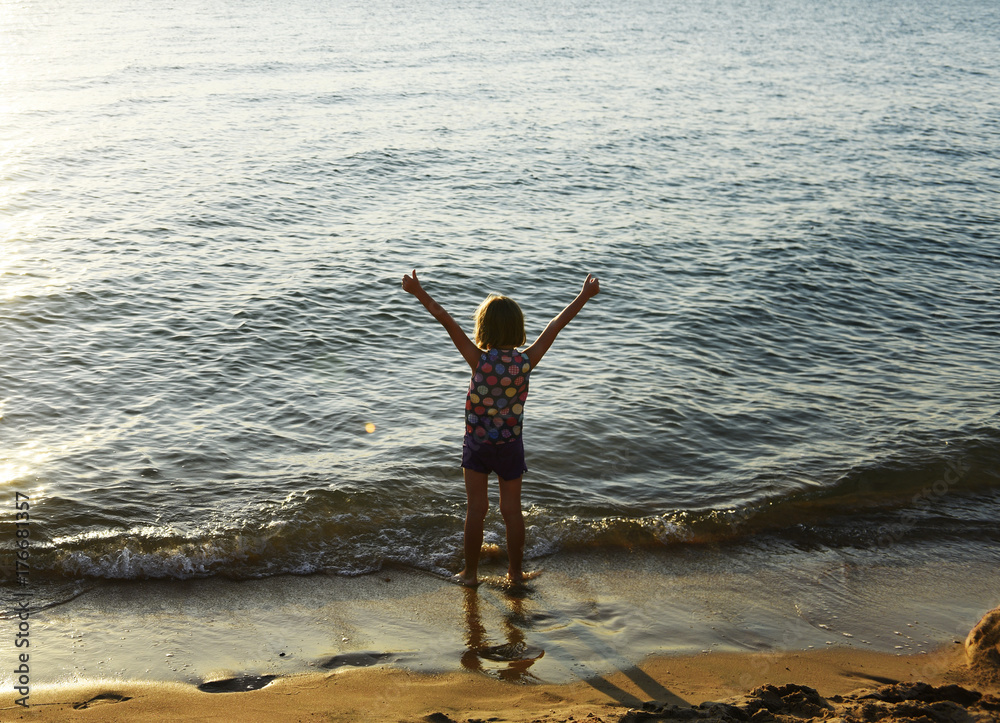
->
[1, 0, 999, 596]
[10, 546, 999, 687]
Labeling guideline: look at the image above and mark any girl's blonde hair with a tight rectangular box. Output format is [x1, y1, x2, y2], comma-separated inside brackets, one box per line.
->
[473, 294, 526, 350]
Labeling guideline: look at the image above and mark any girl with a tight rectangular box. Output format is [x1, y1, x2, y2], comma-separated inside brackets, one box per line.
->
[402, 269, 600, 586]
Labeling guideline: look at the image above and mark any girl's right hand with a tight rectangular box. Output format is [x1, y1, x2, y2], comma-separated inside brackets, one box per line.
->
[581, 273, 600, 299]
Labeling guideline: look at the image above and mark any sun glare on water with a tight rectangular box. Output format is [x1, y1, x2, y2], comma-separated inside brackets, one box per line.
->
[0, 439, 51, 491]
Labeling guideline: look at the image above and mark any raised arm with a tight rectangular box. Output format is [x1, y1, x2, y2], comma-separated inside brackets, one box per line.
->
[524, 273, 600, 368]
[402, 269, 481, 371]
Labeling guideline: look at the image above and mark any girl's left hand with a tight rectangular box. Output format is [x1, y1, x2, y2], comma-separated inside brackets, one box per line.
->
[402, 269, 423, 295]
[581, 273, 600, 299]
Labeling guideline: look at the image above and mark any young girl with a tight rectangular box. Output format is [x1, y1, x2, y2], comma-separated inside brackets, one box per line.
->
[401, 269, 600, 586]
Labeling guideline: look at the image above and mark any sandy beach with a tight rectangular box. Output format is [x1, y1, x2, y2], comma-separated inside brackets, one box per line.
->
[7, 643, 999, 722]
[5, 549, 999, 721]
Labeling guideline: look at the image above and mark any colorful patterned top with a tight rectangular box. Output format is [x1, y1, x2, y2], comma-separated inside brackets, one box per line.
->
[465, 348, 531, 444]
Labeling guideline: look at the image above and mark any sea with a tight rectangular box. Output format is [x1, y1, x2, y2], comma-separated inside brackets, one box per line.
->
[2, 0, 999, 616]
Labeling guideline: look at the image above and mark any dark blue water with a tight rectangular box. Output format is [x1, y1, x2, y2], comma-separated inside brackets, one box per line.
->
[1, 0, 998, 599]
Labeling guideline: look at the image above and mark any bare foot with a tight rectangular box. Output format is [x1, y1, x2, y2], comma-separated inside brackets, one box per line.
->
[505, 569, 541, 585]
[452, 571, 479, 588]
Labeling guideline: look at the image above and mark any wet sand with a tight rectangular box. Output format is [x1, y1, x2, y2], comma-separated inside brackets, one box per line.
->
[4, 547, 999, 720]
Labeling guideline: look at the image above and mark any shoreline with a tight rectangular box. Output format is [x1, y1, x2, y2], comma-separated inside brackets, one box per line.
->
[4, 546, 999, 719]
[8, 545, 998, 685]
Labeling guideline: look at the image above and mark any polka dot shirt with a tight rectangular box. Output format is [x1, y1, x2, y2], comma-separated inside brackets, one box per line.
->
[465, 348, 531, 444]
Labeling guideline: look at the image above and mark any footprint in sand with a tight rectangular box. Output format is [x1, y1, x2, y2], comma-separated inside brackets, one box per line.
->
[477, 641, 545, 662]
[319, 651, 399, 670]
[72, 692, 132, 709]
[197, 675, 277, 693]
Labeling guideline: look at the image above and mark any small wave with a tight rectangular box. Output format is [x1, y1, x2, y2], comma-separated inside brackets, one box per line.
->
[3, 435, 997, 587]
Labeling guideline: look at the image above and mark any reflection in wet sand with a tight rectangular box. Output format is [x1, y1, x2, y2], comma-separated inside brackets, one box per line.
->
[461, 586, 544, 682]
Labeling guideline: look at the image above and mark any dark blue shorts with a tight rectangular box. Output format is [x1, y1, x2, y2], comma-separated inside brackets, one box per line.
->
[461, 433, 527, 481]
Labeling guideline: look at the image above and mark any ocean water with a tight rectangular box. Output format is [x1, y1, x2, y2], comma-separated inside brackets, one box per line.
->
[2, 0, 999, 606]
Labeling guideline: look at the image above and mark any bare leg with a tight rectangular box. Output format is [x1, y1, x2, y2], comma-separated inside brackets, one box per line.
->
[459, 468, 489, 586]
[498, 475, 525, 582]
